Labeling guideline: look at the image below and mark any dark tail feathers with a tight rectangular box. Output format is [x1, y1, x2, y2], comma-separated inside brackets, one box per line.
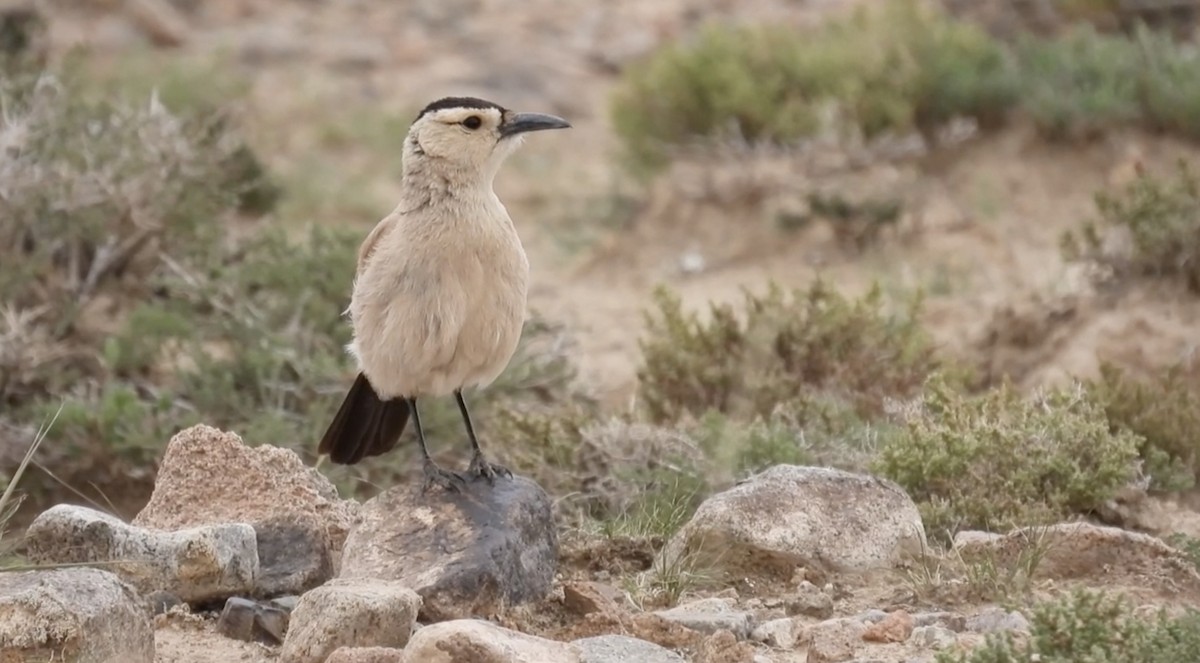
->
[318, 373, 410, 465]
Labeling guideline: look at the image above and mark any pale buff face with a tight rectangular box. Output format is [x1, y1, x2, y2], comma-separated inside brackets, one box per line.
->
[406, 106, 520, 176]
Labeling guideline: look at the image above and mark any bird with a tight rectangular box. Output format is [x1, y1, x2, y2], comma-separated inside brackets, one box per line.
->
[316, 96, 571, 494]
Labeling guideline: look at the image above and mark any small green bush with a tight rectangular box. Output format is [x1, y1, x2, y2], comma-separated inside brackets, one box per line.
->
[1087, 362, 1200, 491]
[1062, 160, 1200, 293]
[937, 589, 1200, 662]
[1135, 26, 1200, 140]
[636, 280, 939, 425]
[876, 377, 1140, 538]
[613, 4, 1200, 175]
[799, 191, 905, 252]
[1167, 533, 1200, 571]
[689, 402, 888, 480]
[1015, 25, 1141, 140]
[610, 0, 1017, 171]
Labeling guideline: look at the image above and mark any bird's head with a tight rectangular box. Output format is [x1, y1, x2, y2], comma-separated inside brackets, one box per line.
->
[403, 96, 570, 182]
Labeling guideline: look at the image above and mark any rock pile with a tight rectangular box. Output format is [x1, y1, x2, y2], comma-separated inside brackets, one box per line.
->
[8, 426, 1200, 663]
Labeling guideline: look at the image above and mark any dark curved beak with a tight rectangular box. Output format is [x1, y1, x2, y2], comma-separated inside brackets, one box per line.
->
[499, 111, 571, 138]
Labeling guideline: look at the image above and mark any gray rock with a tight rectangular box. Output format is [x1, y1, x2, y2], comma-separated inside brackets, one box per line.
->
[0, 568, 154, 663]
[574, 634, 686, 662]
[913, 612, 966, 631]
[855, 609, 889, 624]
[654, 597, 754, 639]
[751, 617, 800, 649]
[911, 625, 957, 649]
[806, 618, 865, 663]
[787, 580, 833, 618]
[216, 596, 290, 644]
[661, 466, 926, 578]
[280, 579, 421, 663]
[254, 516, 333, 597]
[23, 504, 258, 603]
[339, 475, 557, 620]
[966, 607, 1030, 634]
[400, 619, 578, 662]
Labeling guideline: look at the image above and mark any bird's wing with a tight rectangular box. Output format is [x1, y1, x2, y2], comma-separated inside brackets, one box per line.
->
[356, 213, 400, 274]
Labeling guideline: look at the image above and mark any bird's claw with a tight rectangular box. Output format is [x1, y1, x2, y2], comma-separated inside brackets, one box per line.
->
[467, 452, 512, 484]
[421, 460, 466, 494]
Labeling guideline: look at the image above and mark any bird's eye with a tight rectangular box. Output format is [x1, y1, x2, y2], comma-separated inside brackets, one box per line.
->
[462, 116, 482, 130]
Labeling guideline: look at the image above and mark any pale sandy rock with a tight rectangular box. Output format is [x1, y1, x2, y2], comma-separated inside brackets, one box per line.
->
[951, 531, 1004, 547]
[694, 630, 756, 663]
[400, 619, 582, 663]
[134, 424, 358, 574]
[24, 504, 257, 603]
[912, 625, 958, 649]
[654, 597, 754, 639]
[913, 612, 966, 631]
[787, 580, 834, 618]
[954, 521, 1200, 593]
[663, 466, 926, 576]
[326, 647, 404, 663]
[0, 568, 153, 663]
[563, 581, 627, 615]
[965, 607, 1029, 635]
[751, 617, 801, 649]
[574, 635, 686, 663]
[804, 618, 865, 663]
[280, 579, 420, 663]
[339, 475, 557, 620]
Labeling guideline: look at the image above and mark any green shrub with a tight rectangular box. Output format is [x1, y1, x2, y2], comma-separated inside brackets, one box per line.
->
[636, 280, 940, 425]
[1087, 362, 1200, 491]
[610, 0, 1017, 171]
[1062, 160, 1200, 293]
[613, 4, 1200, 175]
[876, 377, 1140, 538]
[1135, 26, 1200, 140]
[938, 589, 1200, 662]
[1015, 25, 1141, 140]
[1167, 533, 1200, 571]
[689, 402, 889, 480]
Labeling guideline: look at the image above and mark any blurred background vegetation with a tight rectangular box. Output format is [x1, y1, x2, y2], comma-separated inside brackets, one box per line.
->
[1, 0, 1199, 588]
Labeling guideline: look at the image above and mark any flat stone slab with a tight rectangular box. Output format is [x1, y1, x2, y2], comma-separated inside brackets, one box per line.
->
[24, 504, 258, 603]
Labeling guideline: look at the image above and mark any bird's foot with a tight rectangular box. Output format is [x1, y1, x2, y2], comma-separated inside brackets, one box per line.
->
[467, 452, 512, 484]
[421, 459, 466, 494]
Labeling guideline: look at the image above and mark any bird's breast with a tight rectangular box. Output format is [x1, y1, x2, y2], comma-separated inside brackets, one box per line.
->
[346, 204, 529, 397]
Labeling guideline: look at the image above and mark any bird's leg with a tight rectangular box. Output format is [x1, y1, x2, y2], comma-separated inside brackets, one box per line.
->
[410, 398, 465, 494]
[456, 390, 512, 482]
